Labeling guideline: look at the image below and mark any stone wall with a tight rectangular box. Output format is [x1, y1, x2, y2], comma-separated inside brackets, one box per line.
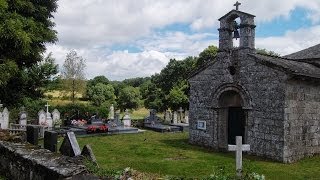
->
[189, 49, 288, 161]
[0, 141, 87, 179]
[283, 79, 320, 163]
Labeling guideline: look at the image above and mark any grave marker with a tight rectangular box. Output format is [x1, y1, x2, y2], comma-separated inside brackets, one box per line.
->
[38, 109, 46, 126]
[228, 136, 250, 177]
[178, 107, 184, 123]
[19, 107, 27, 125]
[44, 131, 58, 152]
[59, 132, 81, 157]
[173, 111, 178, 124]
[26, 126, 39, 145]
[123, 109, 131, 127]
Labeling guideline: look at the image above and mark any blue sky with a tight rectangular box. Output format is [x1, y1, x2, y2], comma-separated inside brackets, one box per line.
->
[46, 0, 320, 80]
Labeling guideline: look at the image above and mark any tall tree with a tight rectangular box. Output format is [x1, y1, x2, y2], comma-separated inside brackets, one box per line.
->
[61, 50, 86, 104]
[196, 45, 218, 67]
[87, 83, 115, 106]
[117, 86, 141, 111]
[0, 0, 58, 106]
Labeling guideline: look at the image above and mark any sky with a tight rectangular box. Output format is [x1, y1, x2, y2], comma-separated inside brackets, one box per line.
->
[45, 0, 320, 80]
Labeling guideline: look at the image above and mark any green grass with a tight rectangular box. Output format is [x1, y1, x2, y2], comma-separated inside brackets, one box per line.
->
[76, 131, 320, 179]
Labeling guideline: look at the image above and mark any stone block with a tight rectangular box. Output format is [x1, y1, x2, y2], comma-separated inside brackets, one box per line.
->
[26, 126, 39, 145]
[44, 131, 58, 152]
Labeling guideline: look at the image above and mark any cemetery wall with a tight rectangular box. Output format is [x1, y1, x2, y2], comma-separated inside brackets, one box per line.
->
[283, 79, 320, 163]
[0, 141, 87, 179]
[189, 50, 287, 161]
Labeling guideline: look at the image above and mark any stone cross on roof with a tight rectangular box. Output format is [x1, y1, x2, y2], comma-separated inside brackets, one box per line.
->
[228, 136, 250, 177]
[234, 1, 241, 10]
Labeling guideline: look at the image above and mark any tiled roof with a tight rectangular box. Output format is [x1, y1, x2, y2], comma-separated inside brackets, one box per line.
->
[284, 44, 320, 59]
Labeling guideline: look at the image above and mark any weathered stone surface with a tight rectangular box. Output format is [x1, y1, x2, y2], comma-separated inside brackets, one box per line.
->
[59, 132, 81, 157]
[0, 141, 87, 179]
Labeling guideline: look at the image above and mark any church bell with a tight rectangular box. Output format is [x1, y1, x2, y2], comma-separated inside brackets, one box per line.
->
[232, 21, 240, 39]
[233, 30, 240, 39]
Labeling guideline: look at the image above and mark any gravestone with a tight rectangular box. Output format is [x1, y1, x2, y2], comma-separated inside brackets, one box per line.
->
[122, 109, 131, 127]
[114, 110, 122, 126]
[0, 107, 9, 129]
[108, 104, 114, 120]
[38, 110, 47, 126]
[173, 111, 178, 124]
[26, 126, 39, 145]
[44, 131, 58, 152]
[184, 110, 189, 124]
[52, 109, 60, 122]
[19, 107, 28, 125]
[164, 110, 171, 123]
[59, 132, 81, 157]
[81, 145, 98, 166]
[228, 136, 250, 177]
[178, 107, 184, 123]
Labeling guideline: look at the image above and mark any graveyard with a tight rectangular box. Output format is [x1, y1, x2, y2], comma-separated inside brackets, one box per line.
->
[1, 1, 320, 179]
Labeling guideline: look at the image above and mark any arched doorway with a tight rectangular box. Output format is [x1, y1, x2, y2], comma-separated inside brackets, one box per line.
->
[218, 90, 245, 145]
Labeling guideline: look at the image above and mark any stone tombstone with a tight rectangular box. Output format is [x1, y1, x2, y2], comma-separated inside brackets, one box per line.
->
[52, 109, 60, 122]
[122, 109, 131, 127]
[45, 102, 53, 128]
[114, 110, 121, 126]
[19, 107, 27, 125]
[44, 131, 58, 152]
[26, 126, 39, 145]
[38, 109, 46, 126]
[59, 131, 81, 157]
[1, 108, 9, 129]
[178, 107, 184, 123]
[81, 145, 98, 166]
[184, 110, 189, 124]
[164, 110, 171, 123]
[173, 111, 178, 124]
[108, 104, 114, 120]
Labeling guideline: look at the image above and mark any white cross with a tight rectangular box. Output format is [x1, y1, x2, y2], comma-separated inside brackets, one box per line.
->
[234, 1, 241, 11]
[45, 102, 50, 114]
[228, 136, 250, 177]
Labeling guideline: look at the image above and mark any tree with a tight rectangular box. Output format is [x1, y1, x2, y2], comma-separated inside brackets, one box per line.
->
[142, 80, 166, 112]
[87, 75, 110, 87]
[0, 0, 58, 106]
[61, 50, 86, 104]
[87, 83, 115, 106]
[196, 45, 218, 67]
[256, 48, 280, 57]
[117, 86, 141, 111]
[167, 82, 189, 111]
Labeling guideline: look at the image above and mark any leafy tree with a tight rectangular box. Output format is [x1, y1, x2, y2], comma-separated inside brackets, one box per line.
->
[167, 81, 189, 111]
[61, 50, 86, 104]
[87, 75, 110, 87]
[0, 0, 58, 106]
[256, 48, 280, 57]
[117, 86, 141, 111]
[122, 77, 150, 87]
[196, 45, 218, 67]
[142, 81, 166, 112]
[87, 83, 115, 106]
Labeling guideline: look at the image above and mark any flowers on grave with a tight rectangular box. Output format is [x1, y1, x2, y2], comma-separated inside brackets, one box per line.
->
[71, 119, 87, 126]
[99, 124, 108, 132]
[40, 121, 48, 126]
[87, 125, 97, 133]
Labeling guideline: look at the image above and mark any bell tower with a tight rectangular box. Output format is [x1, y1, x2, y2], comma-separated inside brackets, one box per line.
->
[218, 2, 256, 51]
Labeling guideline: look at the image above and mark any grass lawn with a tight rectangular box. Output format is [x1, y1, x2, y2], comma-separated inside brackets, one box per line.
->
[76, 131, 320, 179]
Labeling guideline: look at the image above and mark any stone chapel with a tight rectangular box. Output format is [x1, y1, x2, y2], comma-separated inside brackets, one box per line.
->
[188, 7, 320, 163]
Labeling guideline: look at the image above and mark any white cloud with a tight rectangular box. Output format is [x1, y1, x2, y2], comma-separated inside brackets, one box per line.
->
[256, 25, 320, 55]
[46, 0, 320, 80]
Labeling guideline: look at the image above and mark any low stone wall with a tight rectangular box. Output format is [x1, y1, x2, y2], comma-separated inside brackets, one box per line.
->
[0, 141, 88, 179]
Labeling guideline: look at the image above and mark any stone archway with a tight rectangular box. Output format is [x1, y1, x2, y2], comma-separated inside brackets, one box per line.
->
[211, 84, 252, 149]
